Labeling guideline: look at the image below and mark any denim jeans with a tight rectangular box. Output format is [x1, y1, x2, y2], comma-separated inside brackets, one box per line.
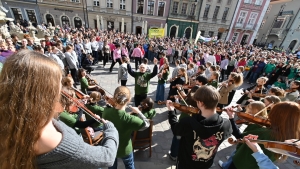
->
[155, 83, 165, 102]
[249, 72, 259, 83]
[222, 151, 236, 169]
[148, 51, 154, 62]
[109, 152, 135, 169]
[170, 136, 180, 157]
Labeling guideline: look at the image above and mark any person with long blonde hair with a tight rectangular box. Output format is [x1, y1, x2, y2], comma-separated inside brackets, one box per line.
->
[0, 50, 118, 169]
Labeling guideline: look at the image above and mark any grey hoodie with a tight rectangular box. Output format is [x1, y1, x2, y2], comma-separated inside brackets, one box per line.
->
[118, 63, 128, 81]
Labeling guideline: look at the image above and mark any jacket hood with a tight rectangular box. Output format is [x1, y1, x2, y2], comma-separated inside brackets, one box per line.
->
[194, 113, 224, 139]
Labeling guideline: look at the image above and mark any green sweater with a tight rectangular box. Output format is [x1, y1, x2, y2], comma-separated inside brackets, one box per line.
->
[103, 107, 144, 157]
[59, 111, 79, 133]
[264, 63, 276, 74]
[158, 70, 169, 84]
[233, 124, 275, 169]
[208, 80, 218, 89]
[85, 103, 104, 128]
[80, 77, 89, 94]
[142, 109, 156, 119]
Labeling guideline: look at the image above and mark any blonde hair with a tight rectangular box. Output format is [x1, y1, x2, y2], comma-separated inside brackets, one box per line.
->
[247, 101, 267, 118]
[113, 86, 131, 105]
[89, 91, 101, 103]
[0, 50, 62, 169]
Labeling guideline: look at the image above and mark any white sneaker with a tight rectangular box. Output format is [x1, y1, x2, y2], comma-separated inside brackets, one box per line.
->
[226, 156, 230, 160]
[218, 160, 224, 168]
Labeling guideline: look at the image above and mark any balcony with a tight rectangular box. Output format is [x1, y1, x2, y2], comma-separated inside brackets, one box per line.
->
[235, 23, 243, 28]
[244, 24, 257, 31]
[269, 29, 282, 37]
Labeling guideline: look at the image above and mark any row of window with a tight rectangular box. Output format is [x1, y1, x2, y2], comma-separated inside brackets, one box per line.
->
[93, 0, 126, 9]
[202, 4, 229, 20]
[237, 11, 258, 26]
[244, 0, 263, 6]
[11, 8, 37, 25]
[172, 2, 196, 16]
[137, 0, 165, 16]
[207, 0, 232, 5]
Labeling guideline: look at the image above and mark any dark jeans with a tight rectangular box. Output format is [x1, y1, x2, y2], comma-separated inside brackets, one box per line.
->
[227, 66, 235, 77]
[134, 94, 147, 107]
[148, 51, 154, 62]
[109, 152, 135, 169]
[170, 136, 180, 157]
[92, 50, 98, 64]
[70, 68, 79, 83]
[155, 83, 165, 102]
[98, 50, 103, 61]
[249, 72, 260, 83]
[103, 53, 110, 67]
[110, 58, 122, 72]
[221, 69, 226, 81]
[226, 90, 236, 106]
[121, 80, 127, 86]
[134, 57, 142, 70]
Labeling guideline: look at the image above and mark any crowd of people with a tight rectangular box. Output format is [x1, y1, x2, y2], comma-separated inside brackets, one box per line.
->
[0, 24, 300, 169]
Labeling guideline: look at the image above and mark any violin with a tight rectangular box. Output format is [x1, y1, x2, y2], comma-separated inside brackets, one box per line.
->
[85, 74, 106, 96]
[236, 112, 271, 127]
[228, 138, 300, 165]
[71, 86, 86, 99]
[104, 95, 117, 107]
[158, 101, 199, 114]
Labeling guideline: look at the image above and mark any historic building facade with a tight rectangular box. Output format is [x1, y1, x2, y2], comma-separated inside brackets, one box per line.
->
[132, 0, 170, 35]
[255, 0, 300, 51]
[197, 0, 238, 40]
[167, 0, 201, 39]
[226, 0, 270, 45]
[37, 0, 86, 28]
[86, 0, 132, 32]
[2, 0, 42, 26]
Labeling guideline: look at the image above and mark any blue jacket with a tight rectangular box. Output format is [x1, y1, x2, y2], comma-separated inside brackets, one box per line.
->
[252, 151, 278, 169]
[253, 61, 266, 73]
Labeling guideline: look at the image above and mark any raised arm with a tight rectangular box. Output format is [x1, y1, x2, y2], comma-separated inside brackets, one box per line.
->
[127, 63, 136, 77]
[150, 58, 158, 79]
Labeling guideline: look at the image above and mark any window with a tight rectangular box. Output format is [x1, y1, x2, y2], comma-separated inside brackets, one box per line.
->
[217, 32, 223, 39]
[266, 5, 272, 13]
[203, 4, 210, 18]
[208, 31, 214, 37]
[137, 0, 144, 14]
[107, 0, 113, 8]
[181, 3, 187, 15]
[217, 0, 222, 3]
[232, 32, 239, 42]
[71, 0, 80, 2]
[120, 0, 125, 10]
[260, 20, 266, 29]
[158, 2, 165, 16]
[61, 16, 70, 26]
[222, 7, 229, 20]
[244, 0, 251, 4]
[227, 0, 232, 5]
[26, 9, 37, 25]
[119, 22, 127, 33]
[74, 17, 82, 28]
[147, 0, 154, 15]
[11, 8, 23, 24]
[237, 11, 247, 24]
[94, 0, 99, 6]
[212, 6, 220, 19]
[273, 18, 285, 28]
[247, 12, 258, 25]
[201, 30, 205, 36]
[172, 2, 179, 13]
[190, 3, 196, 16]
[255, 0, 262, 5]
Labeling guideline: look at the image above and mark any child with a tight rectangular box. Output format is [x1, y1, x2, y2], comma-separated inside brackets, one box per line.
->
[143, 58, 151, 73]
[118, 57, 128, 86]
[270, 77, 286, 89]
[139, 97, 156, 119]
[180, 57, 187, 69]
[187, 63, 194, 77]
[207, 71, 219, 89]
[155, 62, 170, 102]
[85, 91, 104, 131]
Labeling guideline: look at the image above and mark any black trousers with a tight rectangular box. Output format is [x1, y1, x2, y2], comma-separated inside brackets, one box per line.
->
[98, 50, 103, 61]
[135, 57, 142, 70]
[109, 58, 121, 72]
[226, 90, 236, 106]
[221, 69, 226, 81]
[134, 94, 147, 107]
[70, 68, 79, 83]
[103, 53, 110, 67]
[121, 80, 127, 86]
[92, 50, 98, 64]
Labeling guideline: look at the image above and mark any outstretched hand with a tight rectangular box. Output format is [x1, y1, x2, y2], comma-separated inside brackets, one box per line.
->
[166, 100, 175, 111]
[153, 58, 158, 65]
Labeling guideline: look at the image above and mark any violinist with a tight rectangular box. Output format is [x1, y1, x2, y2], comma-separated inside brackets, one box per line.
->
[219, 102, 300, 169]
[62, 76, 89, 99]
[135, 97, 156, 120]
[263, 96, 280, 112]
[78, 68, 101, 94]
[207, 71, 219, 89]
[167, 86, 232, 169]
[102, 86, 150, 169]
[218, 72, 243, 110]
[85, 91, 105, 131]
[191, 65, 206, 78]
[167, 67, 188, 101]
[155, 62, 169, 103]
[267, 87, 286, 99]
[281, 80, 300, 101]
[236, 77, 268, 105]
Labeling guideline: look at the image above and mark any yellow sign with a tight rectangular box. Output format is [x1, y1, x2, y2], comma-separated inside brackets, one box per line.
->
[148, 28, 165, 38]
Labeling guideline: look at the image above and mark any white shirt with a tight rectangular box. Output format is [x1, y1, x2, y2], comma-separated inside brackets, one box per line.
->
[206, 55, 216, 65]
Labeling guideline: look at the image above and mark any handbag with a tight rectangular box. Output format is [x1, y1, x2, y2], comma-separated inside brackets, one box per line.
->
[245, 66, 251, 71]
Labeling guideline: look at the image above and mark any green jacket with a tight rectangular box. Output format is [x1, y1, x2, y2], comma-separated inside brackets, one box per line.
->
[85, 103, 104, 128]
[103, 107, 145, 157]
[264, 63, 276, 74]
[208, 80, 218, 89]
[127, 64, 158, 95]
[142, 109, 156, 119]
[233, 124, 275, 169]
[80, 77, 89, 94]
[59, 111, 79, 133]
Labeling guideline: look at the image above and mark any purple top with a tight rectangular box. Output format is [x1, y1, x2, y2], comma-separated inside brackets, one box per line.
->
[0, 50, 14, 58]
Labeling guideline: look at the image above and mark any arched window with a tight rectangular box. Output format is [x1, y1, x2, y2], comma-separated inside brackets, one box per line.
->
[185, 27, 191, 39]
[61, 16, 70, 27]
[288, 40, 297, 51]
[74, 17, 82, 28]
[170, 26, 177, 38]
[45, 14, 55, 26]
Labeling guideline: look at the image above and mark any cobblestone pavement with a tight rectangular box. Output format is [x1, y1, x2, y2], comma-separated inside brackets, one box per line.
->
[89, 60, 298, 169]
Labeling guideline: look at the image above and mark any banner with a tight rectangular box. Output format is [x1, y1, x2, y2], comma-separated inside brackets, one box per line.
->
[199, 36, 218, 42]
[148, 28, 165, 38]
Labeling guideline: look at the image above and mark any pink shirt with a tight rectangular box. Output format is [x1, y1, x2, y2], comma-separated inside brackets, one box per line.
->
[121, 47, 128, 56]
[108, 43, 116, 52]
[215, 54, 221, 63]
[131, 47, 143, 58]
[113, 48, 121, 61]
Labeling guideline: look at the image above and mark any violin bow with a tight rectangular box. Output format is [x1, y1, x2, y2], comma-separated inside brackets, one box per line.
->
[177, 90, 188, 106]
[253, 102, 274, 117]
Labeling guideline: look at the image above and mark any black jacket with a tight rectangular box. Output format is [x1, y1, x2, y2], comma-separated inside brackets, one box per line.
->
[168, 111, 232, 169]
